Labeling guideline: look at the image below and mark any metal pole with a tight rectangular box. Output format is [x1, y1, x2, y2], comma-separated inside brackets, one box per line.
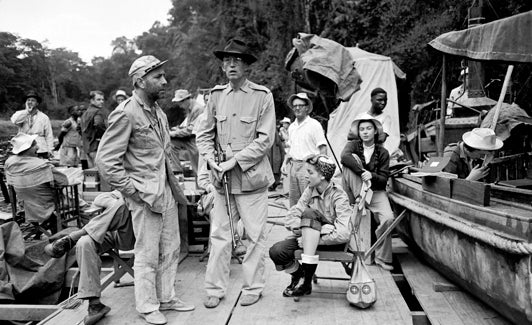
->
[438, 55, 447, 156]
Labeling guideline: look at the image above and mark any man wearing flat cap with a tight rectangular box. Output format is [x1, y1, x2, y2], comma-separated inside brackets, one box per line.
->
[196, 39, 276, 308]
[96, 55, 194, 325]
[10, 91, 54, 158]
[169, 89, 205, 174]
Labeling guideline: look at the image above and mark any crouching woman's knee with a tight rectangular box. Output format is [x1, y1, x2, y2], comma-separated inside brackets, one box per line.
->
[300, 208, 325, 232]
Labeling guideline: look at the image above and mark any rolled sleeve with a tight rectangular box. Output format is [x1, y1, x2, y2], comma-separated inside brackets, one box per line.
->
[11, 110, 28, 125]
[234, 92, 276, 172]
[319, 190, 352, 245]
[284, 186, 312, 230]
[96, 111, 137, 197]
[196, 99, 217, 163]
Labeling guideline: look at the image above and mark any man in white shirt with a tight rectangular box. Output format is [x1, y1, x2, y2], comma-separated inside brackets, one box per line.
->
[447, 67, 469, 117]
[10, 91, 54, 158]
[281, 93, 327, 207]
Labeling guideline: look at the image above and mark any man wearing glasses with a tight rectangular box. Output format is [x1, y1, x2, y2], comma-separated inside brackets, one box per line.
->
[281, 93, 328, 207]
[196, 39, 276, 308]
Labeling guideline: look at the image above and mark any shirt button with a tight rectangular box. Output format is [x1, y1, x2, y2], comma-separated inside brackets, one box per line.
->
[232, 113, 236, 116]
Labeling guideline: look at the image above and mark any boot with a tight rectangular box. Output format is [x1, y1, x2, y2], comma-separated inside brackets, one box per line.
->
[292, 254, 319, 296]
[283, 264, 304, 297]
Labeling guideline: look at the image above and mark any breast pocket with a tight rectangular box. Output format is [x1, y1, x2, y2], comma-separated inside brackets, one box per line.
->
[215, 115, 227, 137]
[239, 116, 257, 139]
[132, 125, 158, 150]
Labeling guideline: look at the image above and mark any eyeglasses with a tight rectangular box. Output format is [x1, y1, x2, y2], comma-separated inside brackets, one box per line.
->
[223, 56, 244, 64]
[291, 104, 308, 110]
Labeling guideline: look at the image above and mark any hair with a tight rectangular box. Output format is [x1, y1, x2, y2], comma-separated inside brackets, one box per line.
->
[371, 87, 387, 97]
[463, 142, 480, 153]
[89, 90, 104, 100]
[306, 154, 336, 181]
[67, 105, 78, 115]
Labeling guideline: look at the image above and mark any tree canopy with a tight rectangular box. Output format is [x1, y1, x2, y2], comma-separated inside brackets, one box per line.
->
[1, 0, 530, 127]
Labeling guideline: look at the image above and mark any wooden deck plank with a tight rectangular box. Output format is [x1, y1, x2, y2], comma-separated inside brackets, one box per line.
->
[398, 251, 510, 325]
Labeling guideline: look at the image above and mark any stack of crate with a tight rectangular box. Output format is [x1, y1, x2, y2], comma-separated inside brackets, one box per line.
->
[83, 168, 112, 192]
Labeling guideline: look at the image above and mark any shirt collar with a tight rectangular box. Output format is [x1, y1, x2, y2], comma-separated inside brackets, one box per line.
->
[224, 79, 250, 94]
[310, 181, 336, 199]
[132, 91, 161, 113]
[459, 142, 468, 159]
[294, 116, 310, 127]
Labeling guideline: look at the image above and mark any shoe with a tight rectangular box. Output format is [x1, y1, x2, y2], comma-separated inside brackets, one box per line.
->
[292, 262, 318, 297]
[159, 298, 195, 312]
[375, 259, 393, 271]
[44, 235, 76, 258]
[83, 303, 111, 325]
[203, 296, 221, 308]
[283, 265, 304, 297]
[140, 310, 167, 324]
[240, 294, 261, 306]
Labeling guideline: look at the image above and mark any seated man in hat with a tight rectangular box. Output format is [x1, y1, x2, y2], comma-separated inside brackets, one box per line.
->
[45, 190, 135, 325]
[443, 127, 503, 181]
[169, 89, 205, 175]
[10, 91, 54, 158]
[4, 134, 69, 227]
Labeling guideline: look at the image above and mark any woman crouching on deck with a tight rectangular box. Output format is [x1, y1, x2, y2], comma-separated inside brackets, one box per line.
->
[269, 155, 352, 297]
[341, 114, 394, 271]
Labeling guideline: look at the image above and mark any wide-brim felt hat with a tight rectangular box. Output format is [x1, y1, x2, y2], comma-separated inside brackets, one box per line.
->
[172, 89, 192, 102]
[25, 90, 42, 103]
[280, 117, 291, 124]
[462, 127, 503, 150]
[287, 92, 313, 113]
[347, 113, 386, 142]
[11, 133, 38, 154]
[214, 39, 257, 64]
[113, 89, 129, 101]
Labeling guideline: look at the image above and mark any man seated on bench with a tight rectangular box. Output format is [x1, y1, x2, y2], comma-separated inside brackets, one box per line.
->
[45, 190, 135, 325]
[5, 133, 69, 229]
[269, 155, 352, 297]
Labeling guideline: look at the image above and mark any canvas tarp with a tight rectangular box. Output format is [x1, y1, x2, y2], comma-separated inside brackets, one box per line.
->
[429, 10, 532, 63]
[327, 47, 404, 165]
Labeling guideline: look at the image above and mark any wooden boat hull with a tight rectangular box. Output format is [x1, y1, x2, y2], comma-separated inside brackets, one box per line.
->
[390, 176, 532, 325]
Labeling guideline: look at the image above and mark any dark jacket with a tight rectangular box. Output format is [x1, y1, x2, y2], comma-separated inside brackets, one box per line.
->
[81, 105, 106, 153]
[340, 140, 390, 191]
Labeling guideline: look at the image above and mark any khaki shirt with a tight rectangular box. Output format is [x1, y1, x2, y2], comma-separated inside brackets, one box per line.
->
[196, 79, 276, 194]
[96, 91, 187, 213]
[10, 109, 54, 154]
[284, 181, 352, 245]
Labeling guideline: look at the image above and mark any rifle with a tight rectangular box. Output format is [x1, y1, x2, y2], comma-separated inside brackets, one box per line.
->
[215, 142, 247, 257]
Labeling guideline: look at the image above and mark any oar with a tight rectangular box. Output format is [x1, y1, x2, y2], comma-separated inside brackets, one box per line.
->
[363, 209, 407, 261]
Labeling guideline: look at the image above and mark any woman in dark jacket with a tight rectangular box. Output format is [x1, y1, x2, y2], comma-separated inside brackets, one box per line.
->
[341, 114, 394, 271]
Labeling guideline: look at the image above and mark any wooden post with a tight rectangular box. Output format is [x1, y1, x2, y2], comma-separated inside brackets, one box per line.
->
[438, 55, 447, 156]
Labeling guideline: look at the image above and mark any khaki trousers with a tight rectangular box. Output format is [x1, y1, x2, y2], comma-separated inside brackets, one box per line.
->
[128, 184, 181, 314]
[205, 190, 268, 297]
[343, 169, 394, 263]
[289, 160, 309, 207]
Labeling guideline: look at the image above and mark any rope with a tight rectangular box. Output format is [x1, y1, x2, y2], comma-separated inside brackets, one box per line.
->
[389, 192, 532, 255]
[62, 269, 82, 309]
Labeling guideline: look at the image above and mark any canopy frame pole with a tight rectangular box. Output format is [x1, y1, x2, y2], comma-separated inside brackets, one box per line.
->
[438, 55, 447, 156]
[489, 65, 514, 130]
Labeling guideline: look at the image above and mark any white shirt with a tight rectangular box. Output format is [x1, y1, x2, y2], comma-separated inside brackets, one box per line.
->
[447, 84, 468, 116]
[287, 116, 327, 160]
[363, 143, 375, 164]
[11, 109, 54, 153]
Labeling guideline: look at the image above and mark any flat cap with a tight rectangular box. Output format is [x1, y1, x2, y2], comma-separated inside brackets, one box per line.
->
[128, 55, 167, 78]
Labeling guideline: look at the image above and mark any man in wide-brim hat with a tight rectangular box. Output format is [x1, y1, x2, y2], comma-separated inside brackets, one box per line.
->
[196, 39, 276, 308]
[169, 89, 205, 175]
[443, 127, 503, 181]
[10, 90, 54, 158]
